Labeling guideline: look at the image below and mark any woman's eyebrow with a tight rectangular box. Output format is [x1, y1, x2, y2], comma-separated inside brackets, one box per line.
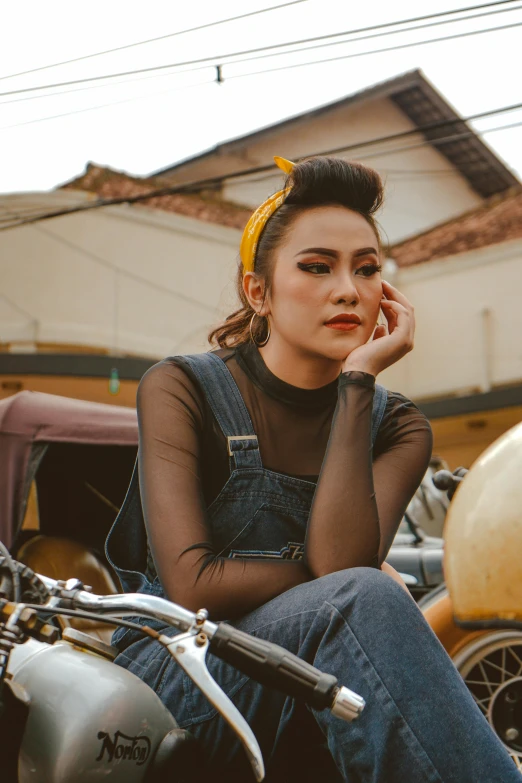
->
[353, 247, 379, 257]
[295, 247, 338, 258]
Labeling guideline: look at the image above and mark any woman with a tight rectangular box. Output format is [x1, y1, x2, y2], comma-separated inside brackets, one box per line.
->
[107, 156, 518, 782]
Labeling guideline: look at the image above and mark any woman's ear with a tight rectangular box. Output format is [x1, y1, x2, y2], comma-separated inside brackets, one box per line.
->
[243, 272, 270, 315]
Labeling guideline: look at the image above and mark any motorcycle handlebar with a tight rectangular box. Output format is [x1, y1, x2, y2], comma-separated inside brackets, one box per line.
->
[210, 623, 364, 720]
[37, 579, 364, 721]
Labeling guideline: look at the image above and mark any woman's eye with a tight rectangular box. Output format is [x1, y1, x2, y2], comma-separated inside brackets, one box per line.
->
[297, 262, 331, 274]
[356, 264, 382, 278]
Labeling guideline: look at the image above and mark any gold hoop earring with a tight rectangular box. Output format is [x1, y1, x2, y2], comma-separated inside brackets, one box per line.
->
[249, 312, 270, 346]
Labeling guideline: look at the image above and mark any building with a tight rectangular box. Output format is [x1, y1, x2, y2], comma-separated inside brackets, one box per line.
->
[154, 69, 518, 244]
[382, 187, 522, 468]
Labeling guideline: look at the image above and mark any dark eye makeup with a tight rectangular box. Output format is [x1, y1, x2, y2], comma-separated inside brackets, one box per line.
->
[297, 261, 382, 277]
[297, 261, 331, 274]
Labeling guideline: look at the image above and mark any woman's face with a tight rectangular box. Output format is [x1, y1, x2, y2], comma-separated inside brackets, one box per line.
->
[263, 205, 383, 362]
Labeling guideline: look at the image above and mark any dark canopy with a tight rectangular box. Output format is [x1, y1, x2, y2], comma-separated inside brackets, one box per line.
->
[0, 391, 138, 549]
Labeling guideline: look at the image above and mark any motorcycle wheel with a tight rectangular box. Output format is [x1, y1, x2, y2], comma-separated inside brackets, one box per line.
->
[421, 586, 522, 774]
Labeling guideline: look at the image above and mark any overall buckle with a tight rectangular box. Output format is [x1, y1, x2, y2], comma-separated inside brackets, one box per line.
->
[227, 435, 258, 457]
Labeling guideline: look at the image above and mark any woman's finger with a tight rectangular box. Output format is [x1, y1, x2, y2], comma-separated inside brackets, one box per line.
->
[372, 324, 387, 340]
[381, 302, 399, 333]
[381, 300, 414, 345]
[381, 300, 412, 329]
[381, 299, 409, 332]
[382, 280, 414, 313]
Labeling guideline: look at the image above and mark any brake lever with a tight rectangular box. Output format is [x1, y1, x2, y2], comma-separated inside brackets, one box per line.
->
[160, 629, 264, 782]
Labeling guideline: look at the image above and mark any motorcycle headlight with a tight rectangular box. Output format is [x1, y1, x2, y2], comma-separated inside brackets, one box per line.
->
[444, 420, 522, 630]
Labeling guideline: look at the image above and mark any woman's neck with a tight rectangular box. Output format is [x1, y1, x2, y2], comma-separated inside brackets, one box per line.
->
[258, 336, 342, 389]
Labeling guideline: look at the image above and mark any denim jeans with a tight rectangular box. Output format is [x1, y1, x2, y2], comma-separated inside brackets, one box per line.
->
[115, 567, 519, 782]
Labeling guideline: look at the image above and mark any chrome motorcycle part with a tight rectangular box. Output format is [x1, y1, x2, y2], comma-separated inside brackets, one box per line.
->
[331, 686, 366, 721]
[163, 629, 265, 782]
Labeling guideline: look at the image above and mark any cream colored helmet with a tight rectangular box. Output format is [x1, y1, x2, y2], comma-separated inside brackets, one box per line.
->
[444, 420, 522, 629]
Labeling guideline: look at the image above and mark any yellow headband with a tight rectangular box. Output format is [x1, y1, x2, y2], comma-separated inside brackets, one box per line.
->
[240, 156, 295, 274]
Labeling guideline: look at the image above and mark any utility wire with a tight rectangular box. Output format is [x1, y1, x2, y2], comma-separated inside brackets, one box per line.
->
[2, 15, 521, 131]
[0, 77, 212, 132]
[229, 19, 522, 80]
[108, 100, 522, 184]
[1, 68, 214, 107]
[221, 2, 522, 70]
[0, 0, 309, 83]
[1, 102, 519, 224]
[1, 106, 520, 231]
[2, 0, 519, 107]
[357, 117, 522, 161]
[1, 0, 519, 100]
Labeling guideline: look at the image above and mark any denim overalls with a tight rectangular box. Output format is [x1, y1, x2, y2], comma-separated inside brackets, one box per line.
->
[105, 353, 521, 783]
[106, 351, 387, 621]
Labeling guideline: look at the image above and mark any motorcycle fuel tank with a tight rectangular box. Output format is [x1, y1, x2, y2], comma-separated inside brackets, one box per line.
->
[8, 635, 178, 782]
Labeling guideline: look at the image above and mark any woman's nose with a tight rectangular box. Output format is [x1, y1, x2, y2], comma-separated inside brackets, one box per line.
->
[331, 273, 360, 306]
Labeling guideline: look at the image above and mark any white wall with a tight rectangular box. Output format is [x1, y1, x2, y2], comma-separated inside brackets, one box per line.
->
[0, 192, 242, 359]
[379, 239, 522, 400]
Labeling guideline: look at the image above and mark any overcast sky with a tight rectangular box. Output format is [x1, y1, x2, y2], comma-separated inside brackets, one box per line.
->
[1, 0, 522, 193]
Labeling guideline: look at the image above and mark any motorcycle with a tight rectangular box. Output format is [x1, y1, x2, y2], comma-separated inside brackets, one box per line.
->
[424, 454, 522, 774]
[0, 549, 364, 782]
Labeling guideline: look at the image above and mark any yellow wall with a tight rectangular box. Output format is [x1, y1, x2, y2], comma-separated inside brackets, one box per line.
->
[431, 405, 522, 470]
[0, 373, 138, 408]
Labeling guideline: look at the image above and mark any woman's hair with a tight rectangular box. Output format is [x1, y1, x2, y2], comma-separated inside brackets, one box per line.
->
[208, 156, 384, 348]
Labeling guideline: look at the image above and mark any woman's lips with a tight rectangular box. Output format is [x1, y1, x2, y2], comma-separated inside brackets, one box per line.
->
[325, 322, 360, 331]
[324, 314, 362, 332]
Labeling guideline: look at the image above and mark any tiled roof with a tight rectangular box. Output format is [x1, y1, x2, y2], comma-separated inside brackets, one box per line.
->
[61, 163, 251, 230]
[390, 187, 522, 267]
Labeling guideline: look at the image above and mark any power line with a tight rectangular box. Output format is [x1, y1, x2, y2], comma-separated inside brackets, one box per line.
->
[1, 68, 211, 107]
[221, 2, 522, 71]
[195, 100, 522, 188]
[1, 11, 520, 131]
[229, 19, 522, 81]
[0, 77, 212, 132]
[3, 1, 519, 109]
[0, 103, 520, 231]
[357, 118, 522, 161]
[0, 1, 308, 84]
[1, 0, 519, 100]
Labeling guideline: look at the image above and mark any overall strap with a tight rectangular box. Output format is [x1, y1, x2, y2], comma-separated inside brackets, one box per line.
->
[371, 383, 388, 449]
[176, 352, 263, 471]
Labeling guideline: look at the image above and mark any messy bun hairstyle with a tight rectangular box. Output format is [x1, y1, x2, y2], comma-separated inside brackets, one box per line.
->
[208, 156, 384, 348]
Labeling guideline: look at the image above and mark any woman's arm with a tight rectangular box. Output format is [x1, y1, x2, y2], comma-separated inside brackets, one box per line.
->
[305, 280, 429, 577]
[138, 361, 311, 619]
[304, 375, 433, 577]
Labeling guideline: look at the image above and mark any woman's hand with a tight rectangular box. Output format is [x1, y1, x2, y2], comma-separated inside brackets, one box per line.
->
[342, 280, 415, 377]
[381, 562, 415, 598]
